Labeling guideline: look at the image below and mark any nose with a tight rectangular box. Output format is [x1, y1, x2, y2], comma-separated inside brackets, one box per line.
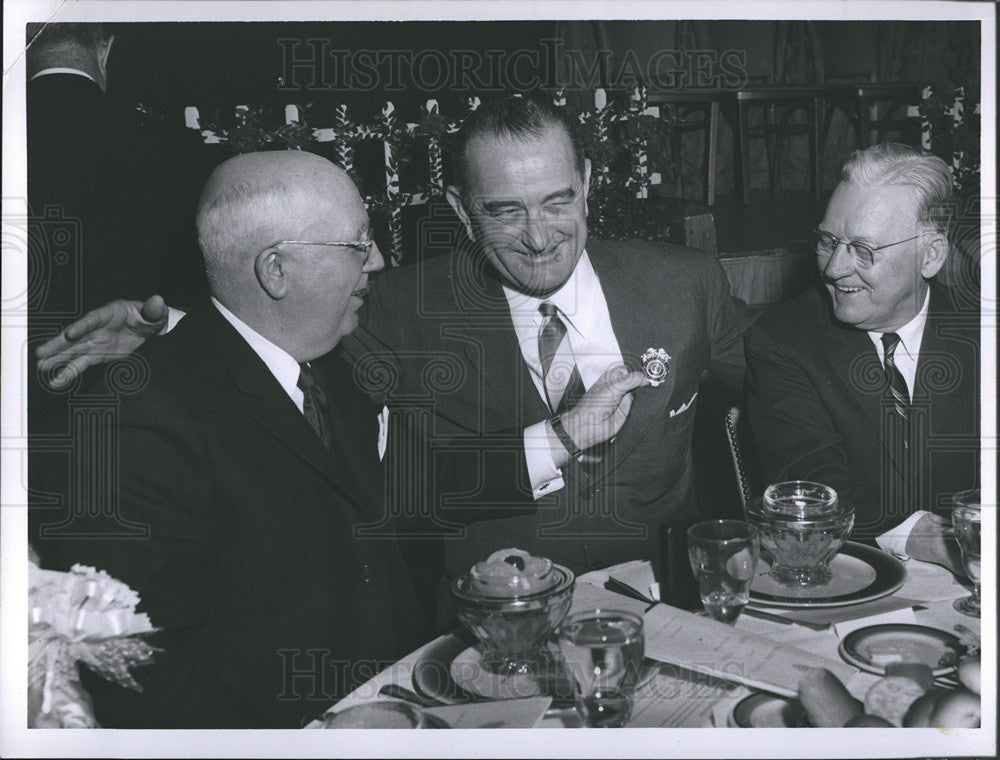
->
[365, 242, 385, 273]
[821, 240, 855, 280]
[522, 212, 549, 253]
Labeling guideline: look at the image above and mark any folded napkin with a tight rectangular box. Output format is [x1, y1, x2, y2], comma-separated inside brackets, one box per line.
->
[876, 511, 966, 576]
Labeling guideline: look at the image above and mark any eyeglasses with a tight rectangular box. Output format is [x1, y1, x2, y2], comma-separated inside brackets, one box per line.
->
[811, 229, 921, 268]
[270, 239, 376, 266]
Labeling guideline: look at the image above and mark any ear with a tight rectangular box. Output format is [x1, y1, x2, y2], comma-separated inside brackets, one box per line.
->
[255, 247, 288, 299]
[582, 158, 592, 216]
[919, 230, 949, 279]
[446, 185, 474, 239]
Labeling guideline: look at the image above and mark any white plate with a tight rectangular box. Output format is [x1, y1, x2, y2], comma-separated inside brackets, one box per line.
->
[749, 541, 906, 609]
[450, 644, 661, 702]
[838, 624, 965, 676]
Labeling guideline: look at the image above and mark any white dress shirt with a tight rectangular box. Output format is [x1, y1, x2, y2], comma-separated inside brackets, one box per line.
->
[867, 288, 930, 398]
[31, 67, 98, 84]
[211, 297, 304, 412]
[503, 251, 625, 499]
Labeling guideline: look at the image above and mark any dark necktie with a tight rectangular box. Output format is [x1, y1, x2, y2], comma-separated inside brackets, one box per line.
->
[298, 362, 334, 451]
[538, 302, 586, 414]
[881, 332, 910, 422]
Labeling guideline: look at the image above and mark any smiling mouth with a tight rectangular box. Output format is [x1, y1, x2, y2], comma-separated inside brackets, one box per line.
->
[831, 284, 864, 294]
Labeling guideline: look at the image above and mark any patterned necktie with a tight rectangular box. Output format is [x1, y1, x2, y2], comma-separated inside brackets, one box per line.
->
[538, 302, 586, 414]
[881, 333, 910, 422]
[298, 362, 334, 451]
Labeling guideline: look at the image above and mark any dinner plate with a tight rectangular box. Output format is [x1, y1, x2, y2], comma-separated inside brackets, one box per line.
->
[413, 629, 482, 705]
[413, 630, 659, 706]
[838, 624, 966, 676]
[730, 693, 811, 728]
[451, 645, 573, 701]
[748, 541, 906, 608]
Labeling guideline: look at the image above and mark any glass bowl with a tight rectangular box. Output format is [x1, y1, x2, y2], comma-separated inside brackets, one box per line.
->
[451, 563, 574, 676]
[745, 481, 854, 587]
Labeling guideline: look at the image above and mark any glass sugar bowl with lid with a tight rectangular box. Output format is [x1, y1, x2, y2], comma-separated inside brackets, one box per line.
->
[746, 481, 854, 587]
[451, 548, 574, 676]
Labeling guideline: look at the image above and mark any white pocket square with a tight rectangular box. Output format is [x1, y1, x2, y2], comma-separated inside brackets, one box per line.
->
[377, 405, 389, 461]
[668, 391, 698, 418]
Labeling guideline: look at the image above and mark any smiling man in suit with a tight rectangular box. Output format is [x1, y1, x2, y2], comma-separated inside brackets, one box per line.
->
[745, 143, 979, 541]
[34, 151, 428, 727]
[36, 96, 754, 615]
[347, 95, 753, 594]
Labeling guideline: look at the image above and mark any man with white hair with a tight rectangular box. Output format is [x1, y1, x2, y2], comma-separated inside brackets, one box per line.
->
[34, 151, 429, 727]
[745, 143, 979, 542]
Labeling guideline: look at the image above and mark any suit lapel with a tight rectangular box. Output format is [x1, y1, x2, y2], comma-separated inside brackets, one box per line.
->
[452, 261, 549, 426]
[589, 241, 675, 469]
[190, 303, 358, 498]
[914, 281, 978, 431]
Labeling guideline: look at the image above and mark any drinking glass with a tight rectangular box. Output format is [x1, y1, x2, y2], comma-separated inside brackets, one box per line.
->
[687, 520, 760, 624]
[951, 489, 981, 618]
[558, 609, 644, 728]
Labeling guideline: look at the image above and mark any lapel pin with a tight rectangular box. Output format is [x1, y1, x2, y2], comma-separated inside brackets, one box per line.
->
[641, 347, 671, 387]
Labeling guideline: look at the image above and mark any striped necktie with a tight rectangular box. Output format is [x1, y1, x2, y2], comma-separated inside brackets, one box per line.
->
[538, 302, 586, 414]
[881, 333, 910, 422]
[298, 362, 334, 451]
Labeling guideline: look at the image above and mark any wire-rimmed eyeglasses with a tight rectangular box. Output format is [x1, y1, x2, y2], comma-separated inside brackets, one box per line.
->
[269, 239, 377, 267]
[811, 229, 920, 269]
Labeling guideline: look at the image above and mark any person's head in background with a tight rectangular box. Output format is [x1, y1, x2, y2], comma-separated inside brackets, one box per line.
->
[27, 23, 115, 92]
[446, 94, 592, 298]
[196, 151, 384, 363]
[816, 142, 952, 333]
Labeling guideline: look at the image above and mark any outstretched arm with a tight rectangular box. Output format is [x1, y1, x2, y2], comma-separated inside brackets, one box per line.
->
[36, 296, 174, 388]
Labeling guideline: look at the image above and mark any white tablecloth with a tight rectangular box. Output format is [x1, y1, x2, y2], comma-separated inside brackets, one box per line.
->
[309, 558, 978, 729]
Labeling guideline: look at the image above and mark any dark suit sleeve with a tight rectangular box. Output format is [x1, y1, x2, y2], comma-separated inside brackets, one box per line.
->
[704, 257, 758, 392]
[38, 386, 252, 727]
[348, 279, 536, 529]
[744, 321, 856, 501]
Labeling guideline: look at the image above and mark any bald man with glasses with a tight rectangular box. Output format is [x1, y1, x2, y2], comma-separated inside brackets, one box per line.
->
[745, 143, 979, 542]
[32, 151, 431, 727]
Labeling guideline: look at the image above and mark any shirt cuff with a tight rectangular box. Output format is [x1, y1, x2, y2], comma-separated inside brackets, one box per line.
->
[875, 510, 931, 559]
[165, 307, 187, 333]
[524, 421, 565, 500]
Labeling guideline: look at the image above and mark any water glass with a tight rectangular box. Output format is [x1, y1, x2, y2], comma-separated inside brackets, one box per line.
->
[687, 520, 760, 624]
[558, 609, 644, 727]
[951, 489, 981, 618]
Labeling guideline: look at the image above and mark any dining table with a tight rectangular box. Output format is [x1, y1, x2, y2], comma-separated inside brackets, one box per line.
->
[306, 548, 980, 730]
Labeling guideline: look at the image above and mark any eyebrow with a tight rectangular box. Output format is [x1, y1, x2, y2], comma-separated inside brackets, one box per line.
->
[479, 187, 578, 211]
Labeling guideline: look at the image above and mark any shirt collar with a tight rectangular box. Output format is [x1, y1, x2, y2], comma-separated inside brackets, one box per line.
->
[211, 297, 301, 402]
[31, 68, 98, 84]
[501, 250, 598, 337]
[868, 287, 931, 358]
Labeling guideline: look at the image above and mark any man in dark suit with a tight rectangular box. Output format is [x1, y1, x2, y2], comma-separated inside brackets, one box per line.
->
[345, 96, 752, 591]
[745, 143, 979, 541]
[26, 23, 204, 439]
[34, 151, 428, 727]
[37, 96, 753, 613]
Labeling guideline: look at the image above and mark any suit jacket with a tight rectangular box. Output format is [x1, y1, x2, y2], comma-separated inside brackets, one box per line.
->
[26, 73, 207, 436]
[745, 282, 980, 538]
[33, 302, 428, 727]
[344, 238, 752, 582]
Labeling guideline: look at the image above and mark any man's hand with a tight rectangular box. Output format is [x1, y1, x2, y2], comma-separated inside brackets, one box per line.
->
[36, 296, 169, 388]
[549, 365, 649, 465]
